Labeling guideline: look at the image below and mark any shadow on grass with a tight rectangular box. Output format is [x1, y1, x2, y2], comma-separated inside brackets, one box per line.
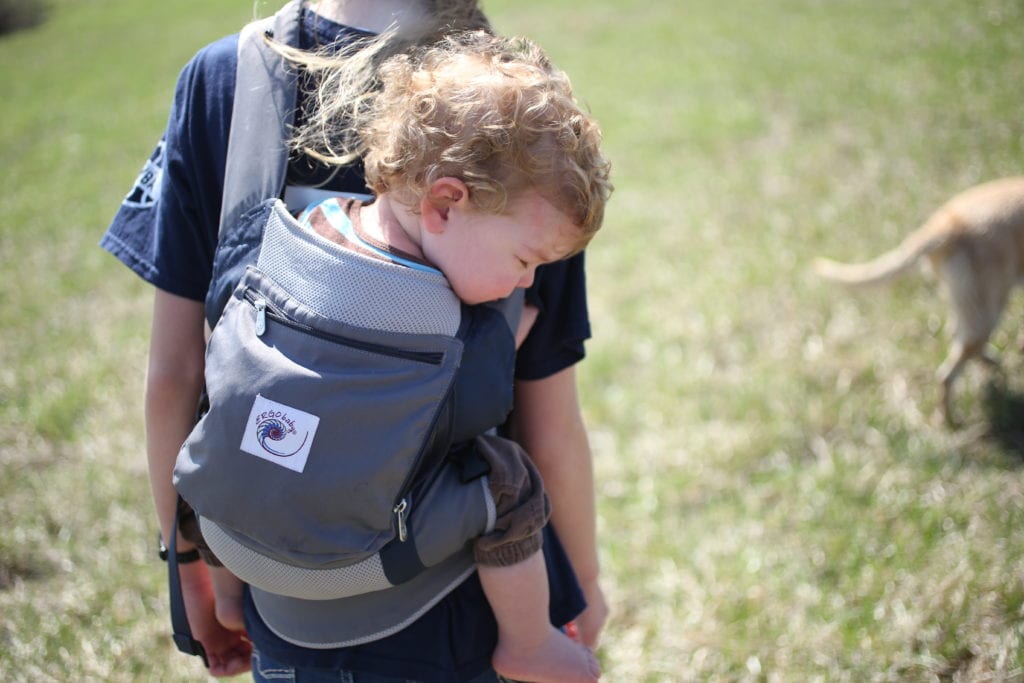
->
[980, 380, 1024, 463]
[0, 554, 54, 591]
[0, 0, 49, 37]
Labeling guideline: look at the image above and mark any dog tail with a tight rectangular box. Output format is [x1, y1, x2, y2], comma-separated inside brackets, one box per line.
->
[812, 212, 953, 287]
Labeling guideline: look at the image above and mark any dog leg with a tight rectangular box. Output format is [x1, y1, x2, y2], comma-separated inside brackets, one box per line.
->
[936, 248, 1008, 426]
[937, 336, 993, 427]
[937, 342, 972, 427]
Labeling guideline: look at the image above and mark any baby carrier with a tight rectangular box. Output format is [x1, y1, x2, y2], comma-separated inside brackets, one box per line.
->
[167, 1, 521, 656]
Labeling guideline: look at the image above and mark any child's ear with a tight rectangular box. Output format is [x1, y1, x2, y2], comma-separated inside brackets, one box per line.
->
[421, 177, 469, 235]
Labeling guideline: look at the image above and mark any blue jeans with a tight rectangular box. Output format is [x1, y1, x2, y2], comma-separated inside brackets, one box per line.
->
[251, 649, 516, 683]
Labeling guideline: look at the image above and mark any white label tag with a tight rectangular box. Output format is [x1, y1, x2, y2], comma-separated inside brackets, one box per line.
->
[239, 395, 320, 473]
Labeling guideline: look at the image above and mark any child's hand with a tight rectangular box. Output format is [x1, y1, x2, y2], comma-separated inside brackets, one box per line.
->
[575, 578, 609, 649]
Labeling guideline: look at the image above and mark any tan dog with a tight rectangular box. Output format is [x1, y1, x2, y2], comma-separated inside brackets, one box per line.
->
[813, 177, 1024, 425]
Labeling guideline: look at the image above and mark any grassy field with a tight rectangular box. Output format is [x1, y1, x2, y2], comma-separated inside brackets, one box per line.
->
[2, 0, 1023, 680]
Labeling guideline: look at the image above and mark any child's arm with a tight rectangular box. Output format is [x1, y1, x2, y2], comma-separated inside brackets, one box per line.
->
[146, 289, 251, 676]
[509, 366, 608, 649]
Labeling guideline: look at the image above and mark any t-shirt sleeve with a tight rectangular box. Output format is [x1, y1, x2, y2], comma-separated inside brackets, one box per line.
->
[515, 251, 591, 380]
[99, 35, 238, 301]
[99, 138, 170, 286]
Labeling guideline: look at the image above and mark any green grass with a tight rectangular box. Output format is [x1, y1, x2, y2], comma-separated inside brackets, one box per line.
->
[2, 0, 1024, 680]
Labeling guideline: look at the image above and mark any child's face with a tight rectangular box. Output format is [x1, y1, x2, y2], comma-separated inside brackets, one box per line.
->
[425, 189, 580, 305]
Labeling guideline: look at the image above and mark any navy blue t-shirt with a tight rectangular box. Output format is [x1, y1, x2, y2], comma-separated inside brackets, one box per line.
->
[101, 7, 589, 681]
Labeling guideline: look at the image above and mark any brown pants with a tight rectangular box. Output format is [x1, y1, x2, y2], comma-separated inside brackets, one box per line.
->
[471, 434, 551, 568]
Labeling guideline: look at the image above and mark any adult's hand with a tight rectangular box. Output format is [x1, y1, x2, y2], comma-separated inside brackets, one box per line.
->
[179, 560, 252, 677]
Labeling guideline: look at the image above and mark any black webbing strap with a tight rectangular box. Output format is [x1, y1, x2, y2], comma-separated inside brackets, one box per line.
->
[168, 502, 209, 666]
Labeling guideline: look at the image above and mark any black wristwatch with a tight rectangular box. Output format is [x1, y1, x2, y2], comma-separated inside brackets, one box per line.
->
[158, 533, 202, 564]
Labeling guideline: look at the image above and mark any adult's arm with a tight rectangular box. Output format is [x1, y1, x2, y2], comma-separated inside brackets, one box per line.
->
[145, 289, 250, 677]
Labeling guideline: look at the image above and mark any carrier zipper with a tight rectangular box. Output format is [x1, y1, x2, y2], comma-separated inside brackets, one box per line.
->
[388, 439, 460, 544]
[393, 499, 409, 542]
[253, 299, 267, 336]
[390, 392, 455, 539]
[243, 288, 444, 365]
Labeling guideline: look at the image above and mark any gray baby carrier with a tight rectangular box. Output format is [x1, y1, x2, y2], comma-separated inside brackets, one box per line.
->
[167, 1, 520, 654]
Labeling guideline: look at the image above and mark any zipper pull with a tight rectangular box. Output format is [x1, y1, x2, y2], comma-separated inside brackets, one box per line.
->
[254, 298, 267, 336]
[393, 499, 409, 542]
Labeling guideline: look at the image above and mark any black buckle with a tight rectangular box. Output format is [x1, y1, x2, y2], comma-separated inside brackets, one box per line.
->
[172, 633, 209, 668]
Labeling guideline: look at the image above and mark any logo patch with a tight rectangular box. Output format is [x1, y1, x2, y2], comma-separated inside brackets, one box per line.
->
[122, 139, 165, 208]
[240, 395, 319, 473]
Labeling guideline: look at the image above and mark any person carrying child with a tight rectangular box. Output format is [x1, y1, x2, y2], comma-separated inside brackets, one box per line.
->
[175, 29, 611, 683]
[101, 2, 609, 680]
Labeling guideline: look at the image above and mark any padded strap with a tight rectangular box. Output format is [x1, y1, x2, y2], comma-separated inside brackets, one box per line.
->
[217, 0, 302, 240]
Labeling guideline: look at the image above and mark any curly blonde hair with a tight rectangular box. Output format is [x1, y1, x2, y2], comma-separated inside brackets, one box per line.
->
[294, 31, 612, 243]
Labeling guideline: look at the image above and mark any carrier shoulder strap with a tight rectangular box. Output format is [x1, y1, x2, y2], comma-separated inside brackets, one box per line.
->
[217, 0, 303, 239]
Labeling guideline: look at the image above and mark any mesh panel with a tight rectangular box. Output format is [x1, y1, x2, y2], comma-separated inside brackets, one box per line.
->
[201, 518, 394, 600]
[258, 206, 461, 336]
